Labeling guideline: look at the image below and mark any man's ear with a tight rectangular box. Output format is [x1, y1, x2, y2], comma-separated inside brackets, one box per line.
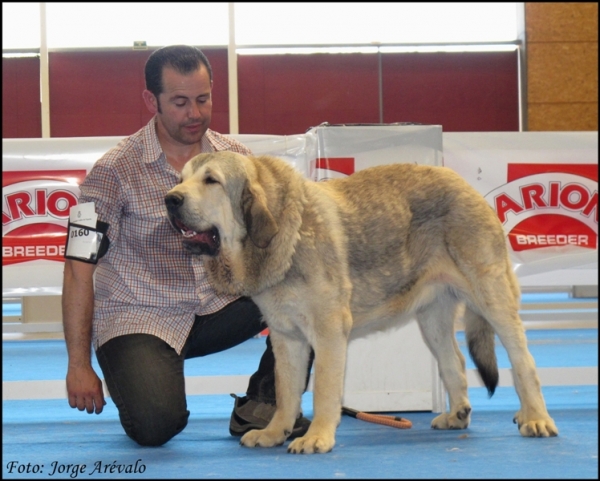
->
[142, 90, 159, 115]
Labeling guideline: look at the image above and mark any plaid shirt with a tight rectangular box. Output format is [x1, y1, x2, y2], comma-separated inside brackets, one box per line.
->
[79, 118, 251, 354]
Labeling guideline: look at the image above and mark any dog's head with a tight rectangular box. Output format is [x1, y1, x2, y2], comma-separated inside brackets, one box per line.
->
[165, 151, 279, 257]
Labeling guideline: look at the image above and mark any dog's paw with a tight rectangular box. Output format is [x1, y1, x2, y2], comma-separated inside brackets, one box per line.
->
[240, 428, 287, 448]
[431, 405, 471, 430]
[513, 411, 558, 437]
[287, 433, 335, 454]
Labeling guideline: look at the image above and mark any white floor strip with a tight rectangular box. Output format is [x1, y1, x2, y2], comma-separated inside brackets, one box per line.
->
[2, 375, 253, 401]
[466, 367, 598, 387]
[3, 368, 597, 401]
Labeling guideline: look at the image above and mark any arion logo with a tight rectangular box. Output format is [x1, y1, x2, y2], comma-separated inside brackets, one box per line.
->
[2, 170, 86, 265]
[484, 164, 597, 252]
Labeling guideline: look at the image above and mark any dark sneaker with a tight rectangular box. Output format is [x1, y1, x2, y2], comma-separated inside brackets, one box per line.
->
[229, 393, 311, 438]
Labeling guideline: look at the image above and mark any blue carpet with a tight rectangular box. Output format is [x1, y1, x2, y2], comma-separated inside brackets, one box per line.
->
[2, 328, 598, 478]
[2, 329, 597, 381]
[2, 387, 597, 479]
[457, 329, 598, 369]
[2, 336, 269, 381]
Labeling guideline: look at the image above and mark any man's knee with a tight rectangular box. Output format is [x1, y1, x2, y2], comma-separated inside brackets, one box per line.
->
[126, 409, 189, 447]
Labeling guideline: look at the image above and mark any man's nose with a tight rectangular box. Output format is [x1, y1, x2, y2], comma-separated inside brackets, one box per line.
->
[188, 102, 202, 119]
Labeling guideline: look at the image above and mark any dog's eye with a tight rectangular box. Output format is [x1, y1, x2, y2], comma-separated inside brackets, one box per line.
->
[204, 176, 219, 185]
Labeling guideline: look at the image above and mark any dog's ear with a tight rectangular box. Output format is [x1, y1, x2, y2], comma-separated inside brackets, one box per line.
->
[241, 180, 279, 248]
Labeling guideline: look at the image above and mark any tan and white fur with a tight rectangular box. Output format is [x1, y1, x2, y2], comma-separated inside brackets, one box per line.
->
[165, 151, 558, 454]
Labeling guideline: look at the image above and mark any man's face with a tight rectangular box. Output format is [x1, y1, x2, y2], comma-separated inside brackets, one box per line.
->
[154, 65, 213, 146]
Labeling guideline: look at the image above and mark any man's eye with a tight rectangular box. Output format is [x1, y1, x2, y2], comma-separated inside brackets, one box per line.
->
[175, 103, 186, 107]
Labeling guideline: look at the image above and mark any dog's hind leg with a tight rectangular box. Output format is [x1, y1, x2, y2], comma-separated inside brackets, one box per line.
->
[467, 268, 558, 437]
[240, 330, 310, 448]
[416, 293, 472, 430]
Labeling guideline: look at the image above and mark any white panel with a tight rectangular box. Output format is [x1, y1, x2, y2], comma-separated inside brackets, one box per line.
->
[343, 322, 435, 412]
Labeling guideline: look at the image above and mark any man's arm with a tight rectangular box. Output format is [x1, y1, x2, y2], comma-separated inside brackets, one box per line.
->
[62, 258, 106, 414]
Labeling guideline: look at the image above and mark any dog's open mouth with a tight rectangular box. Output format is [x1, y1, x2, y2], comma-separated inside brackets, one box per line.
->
[173, 218, 220, 256]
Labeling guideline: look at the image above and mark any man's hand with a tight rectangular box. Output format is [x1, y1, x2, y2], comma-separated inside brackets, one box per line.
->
[66, 365, 106, 414]
[62, 259, 103, 414]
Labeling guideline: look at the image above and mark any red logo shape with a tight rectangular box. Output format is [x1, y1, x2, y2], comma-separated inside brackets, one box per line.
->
[490, 164, 598, 252]
[509, 214, 596, 251]
[310, 157, 355, 181]
[2, 170, 86, 265]
[315, 158, 355, 176]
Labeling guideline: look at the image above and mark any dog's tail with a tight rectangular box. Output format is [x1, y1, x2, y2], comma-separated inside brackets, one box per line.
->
[464, 308, 499, 397]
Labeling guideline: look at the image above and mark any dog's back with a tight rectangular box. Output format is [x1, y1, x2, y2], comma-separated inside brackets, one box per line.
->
[320, 163, 511, 305]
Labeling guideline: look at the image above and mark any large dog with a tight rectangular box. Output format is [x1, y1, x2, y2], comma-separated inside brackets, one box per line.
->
[165, 152, 558, 454]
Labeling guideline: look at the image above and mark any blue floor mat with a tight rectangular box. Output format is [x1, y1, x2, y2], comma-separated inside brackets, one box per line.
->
[2, 327, 597, 478]
[3, 329, 597, 381]
[2, 387, 597, 479]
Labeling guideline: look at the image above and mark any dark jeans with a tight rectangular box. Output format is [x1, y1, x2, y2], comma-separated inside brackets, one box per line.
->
[96, 297, 312, 447]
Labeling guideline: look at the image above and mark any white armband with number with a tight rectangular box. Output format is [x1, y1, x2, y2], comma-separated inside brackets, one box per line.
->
[64, 203, 110, 264]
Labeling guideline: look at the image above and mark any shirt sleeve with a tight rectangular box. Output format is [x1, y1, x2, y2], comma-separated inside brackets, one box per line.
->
[78, 155, 126, 248]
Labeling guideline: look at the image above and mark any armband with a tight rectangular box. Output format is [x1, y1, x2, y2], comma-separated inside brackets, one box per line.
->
[64, 220, 110, 264]
[64, 201, 111, 264]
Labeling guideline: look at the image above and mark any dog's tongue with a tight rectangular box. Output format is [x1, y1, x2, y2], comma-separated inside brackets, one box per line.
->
[193, 230, 217, 245]
[181, 226, 218, 247]
[175, 219, 219, 248]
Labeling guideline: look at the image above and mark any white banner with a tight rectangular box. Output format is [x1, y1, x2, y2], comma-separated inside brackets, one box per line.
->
[307, 123, 442, 180]
[443, 132, 597, 281]
[2, 134, 316, 295]
[2, 129, 597, 296]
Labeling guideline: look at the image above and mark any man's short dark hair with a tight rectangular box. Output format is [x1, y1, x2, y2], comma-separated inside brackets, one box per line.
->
[145, 45, 213, 98]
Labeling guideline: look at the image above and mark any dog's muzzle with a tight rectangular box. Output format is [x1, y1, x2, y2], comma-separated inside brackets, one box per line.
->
[164, 192, 221, 256]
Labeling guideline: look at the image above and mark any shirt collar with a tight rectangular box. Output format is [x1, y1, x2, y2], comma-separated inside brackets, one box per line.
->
[201, 132, 216, 153]
[141, 116, 166, 164]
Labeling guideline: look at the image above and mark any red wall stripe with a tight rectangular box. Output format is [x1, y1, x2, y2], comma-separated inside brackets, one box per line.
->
[2, 57, 42, 138]
[238, 53, 381, 134]
[382, 51, 519, 131]
[2, 49, 519, 139]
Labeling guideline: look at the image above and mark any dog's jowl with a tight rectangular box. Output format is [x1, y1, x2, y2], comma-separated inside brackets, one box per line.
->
[165, 151, 558, 454]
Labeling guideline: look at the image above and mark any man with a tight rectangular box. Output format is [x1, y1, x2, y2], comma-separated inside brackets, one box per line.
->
[62, 45, 311, 446]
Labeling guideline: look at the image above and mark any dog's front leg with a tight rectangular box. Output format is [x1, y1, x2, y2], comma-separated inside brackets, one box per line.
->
[240, 330, 309, 449]
[287, 309, 351, 454]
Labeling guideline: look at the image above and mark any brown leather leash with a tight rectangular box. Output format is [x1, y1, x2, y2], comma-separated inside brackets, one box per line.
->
[342, 406, 412, 429]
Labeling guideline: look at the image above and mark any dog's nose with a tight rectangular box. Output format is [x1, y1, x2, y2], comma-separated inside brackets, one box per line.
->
[165, 192, 184, 211]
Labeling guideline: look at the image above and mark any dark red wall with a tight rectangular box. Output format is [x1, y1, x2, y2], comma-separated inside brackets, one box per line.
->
[48, 50, 151, 137]
[47, 48, 230, 137]
[3, 57, 42, 138]
[382, 51, 519, 131]
[2, 48, 519, 138]
[238, 53, 381, 134]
